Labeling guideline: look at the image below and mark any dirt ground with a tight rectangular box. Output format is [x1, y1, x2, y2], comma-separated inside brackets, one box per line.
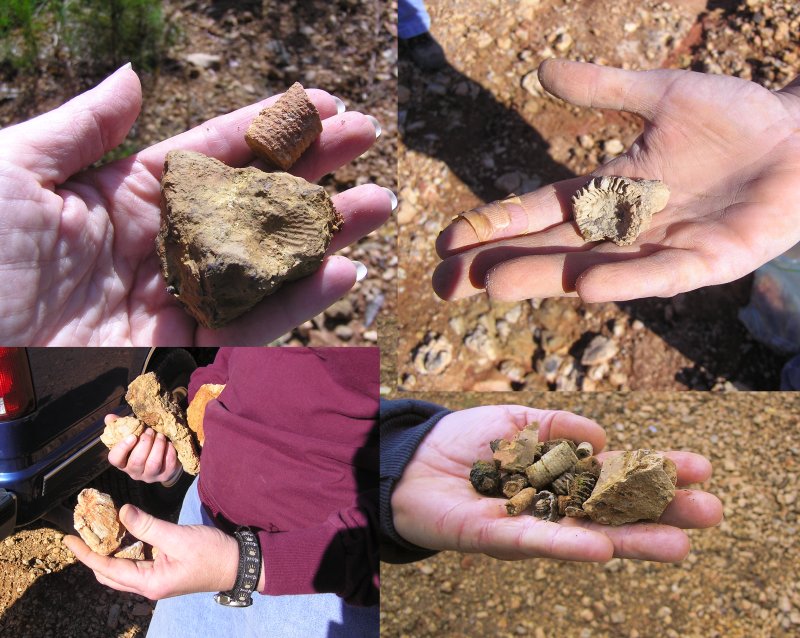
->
[381, 391, 800, 638]
[0, 1, 394, 636]
[395, 0, 799, 392]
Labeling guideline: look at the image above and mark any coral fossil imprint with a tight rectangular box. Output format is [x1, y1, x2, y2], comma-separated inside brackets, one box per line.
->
[572, 176, 670, 246]
[470, 424, 676, 525]
[158, 83, 341, 328]
[73, 489, 145, 559]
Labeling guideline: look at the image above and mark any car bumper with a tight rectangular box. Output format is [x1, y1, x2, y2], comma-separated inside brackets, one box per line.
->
[0, 489, 17, 540]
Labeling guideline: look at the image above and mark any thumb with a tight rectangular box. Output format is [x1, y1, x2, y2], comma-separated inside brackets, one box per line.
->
[538, 59, 671, 122]
[2, 63, 142, 187]
[120, 504, 176, 549]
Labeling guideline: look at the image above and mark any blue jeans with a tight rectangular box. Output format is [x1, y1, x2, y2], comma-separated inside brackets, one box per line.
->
[146, 478, 378, 638]
[398, 0, 431, 39]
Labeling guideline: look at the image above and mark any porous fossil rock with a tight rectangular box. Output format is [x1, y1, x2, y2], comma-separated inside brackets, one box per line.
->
[73, 489, 126, 556]
[582, 450, 677, 525]
[158, 150, 342, 328]
[245, 82, 323, 170]
[572, 176, 670, 246]
[100, 416, 145, 449]
[186, 383, 225, 447]
[114, 541, 145, 561]
[125, 372, 201, 475]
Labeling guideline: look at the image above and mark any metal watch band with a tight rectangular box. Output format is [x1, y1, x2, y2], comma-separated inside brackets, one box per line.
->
[214, 527, 262, 608]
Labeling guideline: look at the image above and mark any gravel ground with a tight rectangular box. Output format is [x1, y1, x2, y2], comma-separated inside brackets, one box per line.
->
[382, 391, 800, 638]
[395, 0, 796, 392]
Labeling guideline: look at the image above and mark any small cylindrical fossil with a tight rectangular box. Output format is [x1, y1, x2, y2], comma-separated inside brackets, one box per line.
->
[558, 495, 570, 516]
[505, 487, 537, 516]
[551, 471, 575, 496]
[576, 442, 594, 459]
[575, 456, 602, 478]
[501, 473, 529, 498]
[470, 460, 501, 495]
[531, 490, 558, 522]
[525, 442, 579, 489]
[564, 472, 598, 517]
[245, 82, 323, 170]
[542, 438, 577, 455]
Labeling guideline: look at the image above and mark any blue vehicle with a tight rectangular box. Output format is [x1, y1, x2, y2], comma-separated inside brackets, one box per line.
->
[0, 347, 210, 541]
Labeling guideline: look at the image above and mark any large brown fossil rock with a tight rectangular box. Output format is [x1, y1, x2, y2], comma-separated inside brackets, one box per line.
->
[73, 489, 126, 556]
[158, 150, 342, 328]
[582, 450, 677, 525]
[125, 372, 201, 475]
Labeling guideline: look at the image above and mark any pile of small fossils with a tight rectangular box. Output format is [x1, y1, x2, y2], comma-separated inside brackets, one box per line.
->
[470, 424, 677, 525]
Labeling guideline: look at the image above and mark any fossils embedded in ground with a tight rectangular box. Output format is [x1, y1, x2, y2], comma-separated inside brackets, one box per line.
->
[572, 176, 670, 246]
[158, 150, 342, 328]
[125, 372, 201, 475]
[245, 82, 322, 170]
[469, 431, 676, 525]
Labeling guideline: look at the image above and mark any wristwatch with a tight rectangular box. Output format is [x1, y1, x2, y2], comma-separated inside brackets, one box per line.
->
[214, 527, 262, 607]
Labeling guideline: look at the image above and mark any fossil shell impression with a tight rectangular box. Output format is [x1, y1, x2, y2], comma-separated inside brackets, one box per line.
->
[73, 489, 126, 556]
[572, 176, 670, 246]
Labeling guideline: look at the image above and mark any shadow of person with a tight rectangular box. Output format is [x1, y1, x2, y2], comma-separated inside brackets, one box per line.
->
[399, 51, 575, 205]
[0, 531, 151, 637]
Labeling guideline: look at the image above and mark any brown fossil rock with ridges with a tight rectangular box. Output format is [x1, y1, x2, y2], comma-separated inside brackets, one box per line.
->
[158, 150, 341, 328]
[73, 489, 126, 556]
[100, 416, 145, 449]
[125, 372, 200, 475]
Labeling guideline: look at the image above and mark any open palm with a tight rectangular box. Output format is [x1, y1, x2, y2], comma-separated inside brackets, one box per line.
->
[391, 405, 722, 562]
[433, 60, 800, 302]
[0, 65, 392, 345]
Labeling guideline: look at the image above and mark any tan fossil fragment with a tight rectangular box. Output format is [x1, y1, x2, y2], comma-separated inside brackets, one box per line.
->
[100, 416, 145, 449]
[125, 372, 201, 475]
[575, 442, 594, 460]
[525, 441, 578, 489]
[187, 383, 225, 447]
[505, 486, 537, 516]
[582, 450, 677, 525]
[73, 489, 126, 556]
[114, 541, 145, 561]
[572, 176, 670, 246]
[245, 82, 322, 170]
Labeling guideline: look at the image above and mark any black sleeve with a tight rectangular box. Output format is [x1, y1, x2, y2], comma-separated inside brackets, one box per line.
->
[379, 398, 452, 564]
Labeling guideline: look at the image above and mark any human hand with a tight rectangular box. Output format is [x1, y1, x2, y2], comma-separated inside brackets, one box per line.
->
[64, 504, 262, 599]
[391, 405, 722, 562]
[433, 59, 800, 302]
[0, 64, 393, 345]
[106, 415, 181, 485]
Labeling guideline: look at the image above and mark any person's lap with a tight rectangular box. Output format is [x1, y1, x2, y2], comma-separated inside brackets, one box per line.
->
[146, 479, 378, 638]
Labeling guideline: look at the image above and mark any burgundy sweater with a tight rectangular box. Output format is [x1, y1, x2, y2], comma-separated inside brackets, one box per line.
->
[189, 347, 379, 606]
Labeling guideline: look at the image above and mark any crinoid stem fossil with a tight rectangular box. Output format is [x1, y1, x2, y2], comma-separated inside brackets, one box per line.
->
[505, 486, 537, 516]
[525, 441, 579, 489]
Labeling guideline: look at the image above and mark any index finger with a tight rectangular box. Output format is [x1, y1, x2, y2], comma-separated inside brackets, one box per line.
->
[63, 534, 153, 588]
[135, 88, 340, 177]
[436, 177, 585, 258]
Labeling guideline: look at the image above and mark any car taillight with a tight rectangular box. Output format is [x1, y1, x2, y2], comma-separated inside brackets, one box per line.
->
[0, 348, 35, 421]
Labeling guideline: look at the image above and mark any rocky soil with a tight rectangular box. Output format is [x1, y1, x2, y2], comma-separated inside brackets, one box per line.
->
[382, 391, 800, 638]
[396, 0, 798, 391]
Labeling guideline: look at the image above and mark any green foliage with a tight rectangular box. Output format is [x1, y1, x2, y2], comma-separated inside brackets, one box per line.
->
[0, 0, 175, 77]
[0, 0, 47, 72]
[62, 0, 174, 74]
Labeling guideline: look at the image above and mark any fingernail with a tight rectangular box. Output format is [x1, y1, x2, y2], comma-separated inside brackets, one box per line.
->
[333, 96, 346, 114]
[124, 506, 139, 525]
[120, 62, 133, 72]
[145, 429, 154, 437]
[381, 187, 398, 212]
[156, 432, 165, 442]
[352, 261, 368, 282]
[366, 115, 382, 138]
[124, 434, 137, 445]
